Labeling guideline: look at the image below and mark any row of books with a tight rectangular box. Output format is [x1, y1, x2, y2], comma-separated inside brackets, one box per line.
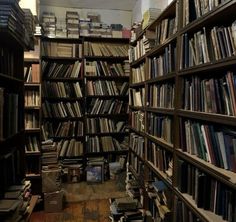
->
[147, 141, 173, 181]
[130, 111, 145, 132]
[87, 136, 127, 153]
[131, 63, 145, 84]
[129, 152, 145, 176]
[0, 89, 19, 139]
[25, 135, 40, 153]
[174, 196, 203, 222]
[41, 42, 82, 58]
[180, 119, 236, 172]
[24, 64, 40, 83]
[147, 113, 173, 144]
[148, 82, 175, 109]
[42, 60, 82, 78]
[42, 101, 82, 118]
[57, 139, 83, 158]
[180, 22, 236, 69]
[42, 81, 83, 98]
[86, 80, 128, 96]
[24, 89, 40, 107]
[148, 44, 176, 79]
[43, 120, 83, 138]
[87, 98, 128, 115]
[0, 46, 15, 77]
[182, 71, 236, 116]
[177, 159, 236, 221]
[129, 132, 145, 157]
[155, 17, 177, 46]
[86, 118, 126, 134]
[129, 87, 145, 107]
[84, 41, 129, 57]
[85, 60, 128, 77]
[25, 112, 39, 129]
[183, 0, 227, 26]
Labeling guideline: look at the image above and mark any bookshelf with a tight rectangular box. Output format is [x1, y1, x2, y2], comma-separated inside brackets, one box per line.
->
[84, 37, 130, 169]
[24, 37, 42, 194]
[41, 37, 85, 171]
[128, 0, 236, 221]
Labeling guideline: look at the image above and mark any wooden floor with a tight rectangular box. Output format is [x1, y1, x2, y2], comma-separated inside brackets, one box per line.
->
[30, 179, 127, 222]
[30, 199, 111, 222]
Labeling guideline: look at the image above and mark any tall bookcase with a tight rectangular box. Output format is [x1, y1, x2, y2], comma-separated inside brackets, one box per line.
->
[84, 37, 130, 164]
[24, 37, 42, 194]
[41, 37, 84, 171]
[128, 0, 236, 221]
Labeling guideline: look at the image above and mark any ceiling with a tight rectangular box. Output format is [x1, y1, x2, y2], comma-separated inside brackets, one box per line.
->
[40, 0, 137, 11]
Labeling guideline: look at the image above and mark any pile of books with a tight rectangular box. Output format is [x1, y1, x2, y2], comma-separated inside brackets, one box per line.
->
[0, 0, 25, 43]
[41, 139, 58, 168]
[0, 180, 32, 222]
[66, 11, 79, 38]
[42, 12, 56, 38]
[22, 8, 35, 49]
[142, 8, 162, 29]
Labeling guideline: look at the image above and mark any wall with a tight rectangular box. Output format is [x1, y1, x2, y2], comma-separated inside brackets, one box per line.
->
[40, 5, 132, 28]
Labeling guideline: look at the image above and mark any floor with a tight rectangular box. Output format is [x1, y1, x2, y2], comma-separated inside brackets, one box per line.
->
[30, 178, 127, 222]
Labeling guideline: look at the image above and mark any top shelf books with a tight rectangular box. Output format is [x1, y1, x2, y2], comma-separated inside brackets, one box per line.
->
[41, 40, 83, 58]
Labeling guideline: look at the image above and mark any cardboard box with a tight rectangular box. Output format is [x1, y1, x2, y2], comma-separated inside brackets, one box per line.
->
[44, 190, 64, 213]
[42, 169, 61, 193]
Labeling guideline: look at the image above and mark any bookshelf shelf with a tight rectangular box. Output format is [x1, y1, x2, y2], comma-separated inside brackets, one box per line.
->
[41, 56, 82, 61]
[130, 55, 146, 67]
[176, 149, 236, 187]
[129, 82, 145, 88]
[146, 73, 176, 83]
[25, 151, 41, 156]
[177, 109, 236, 127]
[146, 107, 175, 115]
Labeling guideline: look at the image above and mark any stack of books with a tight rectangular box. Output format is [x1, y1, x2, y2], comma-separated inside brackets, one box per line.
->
[79, 18, 90, 36]
[142, 8, 162, 29]
[41, 139, 58, 169]
[55, 19, 67, 38]
[0, 180, 32, 222]
[0, 0, 25, 43]
[22, 8, 35, 49]
[66, 11, 79, 38]
[42, 12, 56, 38]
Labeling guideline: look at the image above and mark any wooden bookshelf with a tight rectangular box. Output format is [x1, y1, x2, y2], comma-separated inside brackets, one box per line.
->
[128, 0, 236, 221]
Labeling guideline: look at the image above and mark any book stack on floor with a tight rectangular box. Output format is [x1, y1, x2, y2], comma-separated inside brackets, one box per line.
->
[0, 180, 32, 222]
[41, 139, 64, 213]
[109, 196, 145, 222]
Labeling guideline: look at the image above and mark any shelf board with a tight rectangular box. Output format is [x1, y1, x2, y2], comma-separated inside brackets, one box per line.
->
[41, 56, 82, 61]
[42, 77, 83, 81]
[25, 128, 41, 133]
[86, 113, 128, 118]
[146, 107, 175, 115]
[145, 134, 174, 152]
[129, 82, 145, 88]
[85, 150, 128, 156]
[24, 58, 40, 63]
[24, 106, 40, 110]
[176, 149, 236, 187]
[85, 75, 129, 80]
[175, 190, 228, 222]
[130, 55, 146, 67]
[129, 106, 145, 111]
[25, 151, 41, 156]
[86, 132, 129, 136]
[146, 161, 172, 188]
[84, 56, 128, 61]
[178, 56, 236, 76]
[146, 73, 176, 83]
[24, 83, 41, 86]
[177, 109, 236, 127]
[128, 127, 146, 137]
[53, 135, 84, 140]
